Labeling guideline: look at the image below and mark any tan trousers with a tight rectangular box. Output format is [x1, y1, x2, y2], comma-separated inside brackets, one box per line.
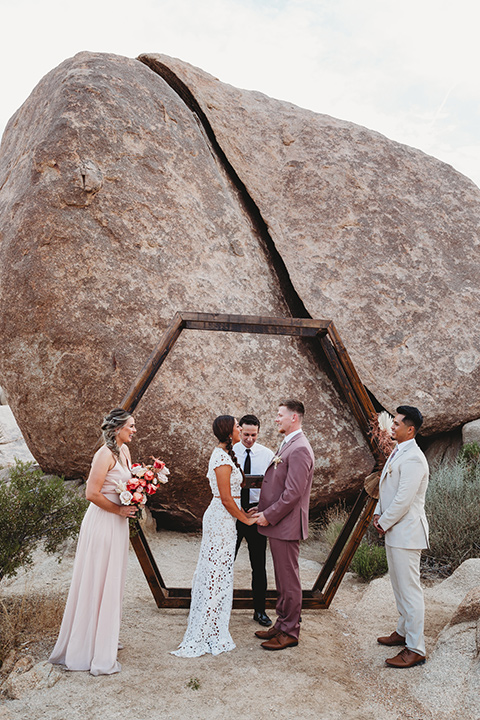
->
[386, 545, 425, 656]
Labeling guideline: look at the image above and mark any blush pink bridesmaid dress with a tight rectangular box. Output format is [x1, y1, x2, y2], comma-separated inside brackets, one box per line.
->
[49, 459, 131, 675]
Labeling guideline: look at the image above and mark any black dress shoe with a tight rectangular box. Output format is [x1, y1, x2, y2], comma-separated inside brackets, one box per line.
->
[253, 611, 272, 627]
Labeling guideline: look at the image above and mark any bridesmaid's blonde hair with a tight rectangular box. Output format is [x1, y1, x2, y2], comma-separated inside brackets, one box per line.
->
[101, 408, 132, 463]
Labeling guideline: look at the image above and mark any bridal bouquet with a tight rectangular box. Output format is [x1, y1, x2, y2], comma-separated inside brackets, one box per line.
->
[116, 456, 170, 509]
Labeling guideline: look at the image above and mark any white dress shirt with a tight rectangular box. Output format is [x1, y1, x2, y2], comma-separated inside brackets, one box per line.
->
[233, 441, 275, 475]
[233, 441, 275, 504]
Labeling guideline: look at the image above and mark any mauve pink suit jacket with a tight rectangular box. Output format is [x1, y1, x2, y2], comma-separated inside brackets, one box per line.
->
[257, 432, 315, 541]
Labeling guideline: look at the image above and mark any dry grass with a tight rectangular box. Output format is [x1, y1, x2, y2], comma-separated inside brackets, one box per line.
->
[0, 590, 66, 672]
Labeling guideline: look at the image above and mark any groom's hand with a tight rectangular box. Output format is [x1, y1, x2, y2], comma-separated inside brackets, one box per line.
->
[255, 511, 269, 527]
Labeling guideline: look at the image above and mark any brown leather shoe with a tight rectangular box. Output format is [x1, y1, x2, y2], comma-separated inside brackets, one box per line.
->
[255, 625, 280, 640]
[260, 631, 298, 651]
[385, 648, 426, 668]
[377, 631, 406, 646]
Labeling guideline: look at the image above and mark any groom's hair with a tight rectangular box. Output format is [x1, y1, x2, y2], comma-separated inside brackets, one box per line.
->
[279, 399, 305, 419]
[239, 414, 260, 429]
[396, 405, 423, 434]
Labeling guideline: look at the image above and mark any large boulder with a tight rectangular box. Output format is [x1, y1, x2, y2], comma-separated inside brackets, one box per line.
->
[139, 53, 480, 435]
[1, 51, 479, 526]
[0, 52, 374, 526]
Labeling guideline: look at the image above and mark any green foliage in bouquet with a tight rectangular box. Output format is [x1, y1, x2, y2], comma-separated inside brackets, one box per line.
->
[0, 461, 88, 581]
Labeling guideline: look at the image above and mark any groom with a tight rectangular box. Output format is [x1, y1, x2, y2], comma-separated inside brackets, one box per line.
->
[254, 399, 315, 650]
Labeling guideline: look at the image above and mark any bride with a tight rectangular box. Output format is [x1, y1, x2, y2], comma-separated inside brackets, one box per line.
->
[171, 415, 257, 657]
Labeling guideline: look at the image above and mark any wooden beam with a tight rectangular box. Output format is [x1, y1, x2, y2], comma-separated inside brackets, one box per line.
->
[118, 311, 386, 612]
[129, 522, 169, 606]
[320, 496, 378, 607]
[311, 489, 368, 593]
[326, 322, 376, 424]
[120, 312, 185, 413]
[181, 312, 330, 337]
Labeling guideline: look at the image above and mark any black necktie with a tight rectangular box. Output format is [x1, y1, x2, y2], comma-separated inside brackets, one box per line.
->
[244, 448, 251, 474]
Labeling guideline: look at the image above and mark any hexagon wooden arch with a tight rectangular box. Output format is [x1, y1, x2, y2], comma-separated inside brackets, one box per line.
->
[121, 312, 385, 609]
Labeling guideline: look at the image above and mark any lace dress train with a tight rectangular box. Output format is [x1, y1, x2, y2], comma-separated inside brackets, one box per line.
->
[171, 447, 242, 657]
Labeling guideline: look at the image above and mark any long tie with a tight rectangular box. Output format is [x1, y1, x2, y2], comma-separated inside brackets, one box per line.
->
[244, 448, 251, 474]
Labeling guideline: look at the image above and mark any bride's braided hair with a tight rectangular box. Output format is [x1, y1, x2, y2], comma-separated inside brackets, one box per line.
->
[101, 407, 132, 464]
[212, 415, 242, 473]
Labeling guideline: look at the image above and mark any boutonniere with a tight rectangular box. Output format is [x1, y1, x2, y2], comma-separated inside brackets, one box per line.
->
[272, 456, 283, 469]
[387, 464, 393, 474]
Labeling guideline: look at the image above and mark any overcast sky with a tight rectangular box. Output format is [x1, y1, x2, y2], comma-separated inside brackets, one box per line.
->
[1, 0, 479, 187]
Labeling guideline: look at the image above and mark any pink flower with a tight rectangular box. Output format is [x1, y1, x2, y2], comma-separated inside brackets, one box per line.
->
[127, 479, 141, 491]
[132, 491, 144, 505]
[144, 470, 155, 482]
[153, 458, 165, 470]
[145, 483, 157, 495]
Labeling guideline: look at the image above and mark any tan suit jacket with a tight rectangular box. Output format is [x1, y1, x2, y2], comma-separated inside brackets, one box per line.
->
[257, 432, 314, 541]
[375, 439, 429, 549]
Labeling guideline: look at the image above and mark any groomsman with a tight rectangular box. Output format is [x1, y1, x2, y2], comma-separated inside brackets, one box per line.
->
[255, 400, 314, 650]
[374, 405, 429, 668]
[233, 414, 274, 627]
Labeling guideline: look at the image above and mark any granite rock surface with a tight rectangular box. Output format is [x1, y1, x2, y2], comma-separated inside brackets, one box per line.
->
[139, 53, 480, 435]
[0, 52, 377, 525]
[1, 51, 479, 525]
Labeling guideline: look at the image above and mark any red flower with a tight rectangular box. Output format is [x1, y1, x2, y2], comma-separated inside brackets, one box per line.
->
[132, 491, 144, 504]
[145, 483, 157, 495]
[144, 470, 155, 482]
[152, 458, 165, 470]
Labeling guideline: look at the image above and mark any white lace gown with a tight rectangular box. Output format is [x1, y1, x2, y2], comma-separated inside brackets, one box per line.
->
[171, 447, 242, 657]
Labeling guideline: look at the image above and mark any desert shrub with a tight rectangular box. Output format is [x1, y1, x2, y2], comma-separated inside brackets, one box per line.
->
[350, 542, 388, 581]
[458, 441, 480, 465]
[423, 457, 480, 575]
[0, 590, 65, 669]
[0, 460, 88, 581]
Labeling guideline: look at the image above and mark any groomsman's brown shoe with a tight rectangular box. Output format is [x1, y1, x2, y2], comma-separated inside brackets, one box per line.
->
[385, 648, 426, 668]
[377, 631, 406, 646]
[255, 626, 280, 640]
[260, 631, 298, 650]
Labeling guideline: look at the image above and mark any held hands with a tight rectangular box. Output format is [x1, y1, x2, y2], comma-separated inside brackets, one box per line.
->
[254, 511, 269, 527]
[373, 514, 385, 536]
[240, 508, 270, 527]
[243, 508, 258, 526]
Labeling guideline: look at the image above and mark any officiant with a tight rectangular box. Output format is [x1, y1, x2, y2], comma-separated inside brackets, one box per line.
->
[233, 414, 274, 627]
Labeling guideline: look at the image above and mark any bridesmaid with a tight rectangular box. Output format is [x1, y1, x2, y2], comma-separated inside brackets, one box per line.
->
[49, 408, 137, 675]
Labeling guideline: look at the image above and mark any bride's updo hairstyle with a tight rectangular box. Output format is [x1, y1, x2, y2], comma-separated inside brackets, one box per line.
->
[212, 415, 242, 472]
[101, 408, 132, 463]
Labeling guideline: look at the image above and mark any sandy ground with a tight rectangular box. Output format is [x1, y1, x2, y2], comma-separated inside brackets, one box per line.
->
[0, 525, 474, 720]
